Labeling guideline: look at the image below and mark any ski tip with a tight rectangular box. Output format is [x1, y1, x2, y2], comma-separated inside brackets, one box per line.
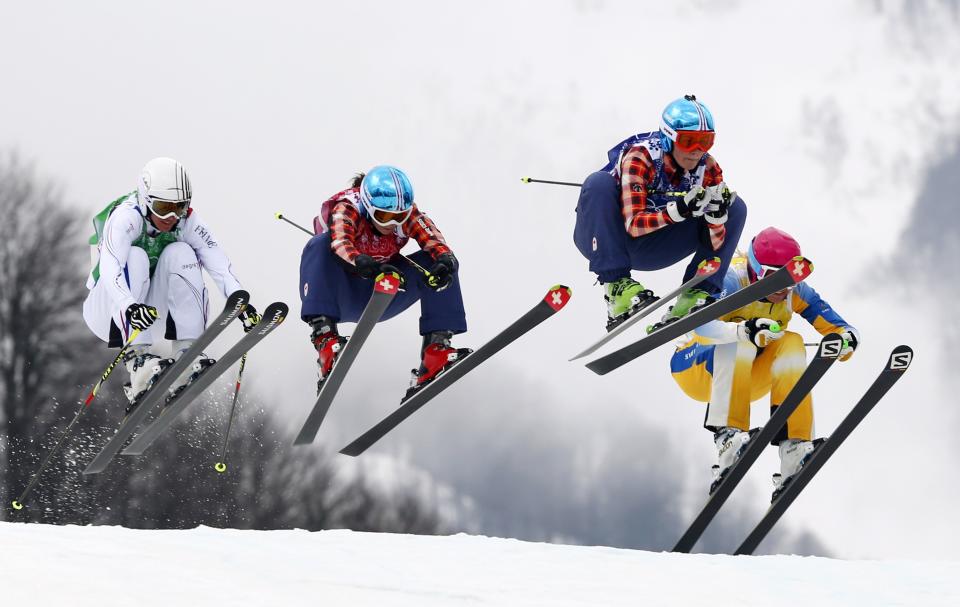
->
[11, 500, 23, 510]
[888, 345, 913, 371]
[785, 256, 814, 283]
[373, 272, 402, 295]
[214, 462, 227, 473]
[544, 285, 572, 311]
[696, 257, 722, 276]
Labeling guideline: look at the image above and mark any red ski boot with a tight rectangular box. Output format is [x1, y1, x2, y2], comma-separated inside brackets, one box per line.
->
[405, 331, 472, 400]
[311, 316, 347, 393]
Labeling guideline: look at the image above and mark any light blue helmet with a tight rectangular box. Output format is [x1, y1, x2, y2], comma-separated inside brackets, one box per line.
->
[359, 165, 414, 220]
[659, 95, 715, 153]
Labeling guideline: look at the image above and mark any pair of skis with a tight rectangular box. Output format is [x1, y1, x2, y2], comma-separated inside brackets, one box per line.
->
[581, 256, 814, 374]
[83, 292, 288, 475]
[671, 337, 913, 554]
[293, 274, 572, 455]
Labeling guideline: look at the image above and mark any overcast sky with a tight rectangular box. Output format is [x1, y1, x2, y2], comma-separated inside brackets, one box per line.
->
[2, 0, 958, 558]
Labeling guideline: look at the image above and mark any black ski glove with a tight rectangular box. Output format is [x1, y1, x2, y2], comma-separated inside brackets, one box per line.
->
[737, 317, 784, 348]
[239, 303, 262, 333]
[353, 254, 381, 279]
[427, 253, 458, 292]
[125, 303, 158, 331]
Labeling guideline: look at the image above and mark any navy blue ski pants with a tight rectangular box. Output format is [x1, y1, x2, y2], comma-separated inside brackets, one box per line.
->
[572, 171, 747, 293]
[299, 233, 467, 335]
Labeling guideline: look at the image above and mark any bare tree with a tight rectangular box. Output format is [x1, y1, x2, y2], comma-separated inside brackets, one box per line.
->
[0, 150, 103, 516]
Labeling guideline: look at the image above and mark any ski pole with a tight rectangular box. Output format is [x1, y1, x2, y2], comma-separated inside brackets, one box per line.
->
[520, 177, 583, 187]
[214, 353, 248, 473]
[11, 329, 141, 510]
[275, 211, 435, 281]
[275, 212, 314, 237]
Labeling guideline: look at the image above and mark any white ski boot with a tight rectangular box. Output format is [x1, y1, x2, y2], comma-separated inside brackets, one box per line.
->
[123, 350, 171, 410]
[710, 427, 755, 494]
[167, 340, 216, 400]
[771, 438, 823, 501]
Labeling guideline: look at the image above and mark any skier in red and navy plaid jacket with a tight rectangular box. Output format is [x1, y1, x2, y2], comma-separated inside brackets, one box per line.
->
[300, 166, 470, 396]
[573, 95, 748, 331]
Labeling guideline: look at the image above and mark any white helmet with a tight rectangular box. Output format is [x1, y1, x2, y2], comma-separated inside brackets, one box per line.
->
[138, 157, 192, 219]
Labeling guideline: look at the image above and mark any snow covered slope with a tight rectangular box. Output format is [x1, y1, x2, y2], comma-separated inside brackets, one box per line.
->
[1, 522, 956, 606]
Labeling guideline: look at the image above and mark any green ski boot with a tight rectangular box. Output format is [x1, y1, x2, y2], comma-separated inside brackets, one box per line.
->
[604, 277, 656, 332]
[646, 287, 715, 334]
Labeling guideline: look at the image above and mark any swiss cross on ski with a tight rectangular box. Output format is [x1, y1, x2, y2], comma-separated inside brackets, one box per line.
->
[376, 273, 401, 293]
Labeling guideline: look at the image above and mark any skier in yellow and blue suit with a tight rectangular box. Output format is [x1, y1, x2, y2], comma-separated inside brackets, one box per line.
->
[669, 227, 860, 497]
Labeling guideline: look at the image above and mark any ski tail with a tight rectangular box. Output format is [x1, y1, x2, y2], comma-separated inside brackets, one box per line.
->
[569, 258, 721, 362]
[671, 332, 843, 554]
[82, 290, 250, 475]
[293, 272, 403, 446]
[339, 285, 572, 457]
[120, 301, 288, 456]
[734, 345, 913, 555]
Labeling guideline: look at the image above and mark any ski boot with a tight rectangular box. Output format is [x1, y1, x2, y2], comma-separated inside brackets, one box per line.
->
[311, 315, 347, 394]
[710, 426, 758, 495]
[122, 349, 172, 415]
[647, 287, 715, 335]
[167, 339, 216, 401]
[604, 277, 657, 332]
[405, 331, 473, 400]
[771, 438, 825, 502]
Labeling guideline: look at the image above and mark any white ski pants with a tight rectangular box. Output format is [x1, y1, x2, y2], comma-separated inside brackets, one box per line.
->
[83, 242, 209, 348]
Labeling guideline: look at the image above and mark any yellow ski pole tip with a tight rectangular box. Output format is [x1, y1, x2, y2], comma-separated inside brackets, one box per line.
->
[214, 462, 227, 473]
[521, 177, 530, 183]
[274, 212, 283, 219]
[11, 500, 23, 510]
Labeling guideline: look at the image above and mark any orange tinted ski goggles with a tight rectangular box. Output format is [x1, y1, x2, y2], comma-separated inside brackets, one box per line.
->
[674, 130, 715, 153]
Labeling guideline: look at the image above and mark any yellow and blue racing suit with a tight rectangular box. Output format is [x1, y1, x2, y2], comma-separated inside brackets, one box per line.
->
[670, 256, 858, 443]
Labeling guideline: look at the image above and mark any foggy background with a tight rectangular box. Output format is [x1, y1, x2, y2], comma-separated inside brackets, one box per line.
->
[1, 0, 957, 558]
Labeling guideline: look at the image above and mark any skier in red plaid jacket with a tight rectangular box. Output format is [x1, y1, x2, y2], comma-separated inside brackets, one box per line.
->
[573, 95, 747, 332]
[300, 166, 470, 397]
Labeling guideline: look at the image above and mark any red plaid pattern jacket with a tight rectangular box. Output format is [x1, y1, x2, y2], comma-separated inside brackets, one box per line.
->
[619, 146, 726, 249]
[328, 197, 452, 265]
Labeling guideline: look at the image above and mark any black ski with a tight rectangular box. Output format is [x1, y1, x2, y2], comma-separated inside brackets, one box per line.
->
[83, 290, 250, 475]
[734, 344, 913, 555]
[120, 301, 289, 456]
[671, 333, 845, 553]
[586, 257, 814, 375]
[293, 272, 403, 445]
[340, 285, 572, 457]
[569, 257, 721, 361]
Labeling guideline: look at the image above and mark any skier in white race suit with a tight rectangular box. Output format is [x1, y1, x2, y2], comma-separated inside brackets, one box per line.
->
[83, 157, 260, 410]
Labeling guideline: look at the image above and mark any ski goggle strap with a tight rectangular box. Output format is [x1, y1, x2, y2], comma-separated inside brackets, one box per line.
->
[746, 245, 781, 280]
[147, 197, 191, 220]
[371, 207, 412, 227]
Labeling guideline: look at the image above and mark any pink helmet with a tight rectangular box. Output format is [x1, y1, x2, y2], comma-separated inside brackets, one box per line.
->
[747, 227, 801, 281]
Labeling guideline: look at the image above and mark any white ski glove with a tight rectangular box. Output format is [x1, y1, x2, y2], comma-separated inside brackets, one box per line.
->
[704, 183, 738, 226]
[737, 318, 783, 348]
[839, 327, 860, 361]
[666, 186, 711, 223]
